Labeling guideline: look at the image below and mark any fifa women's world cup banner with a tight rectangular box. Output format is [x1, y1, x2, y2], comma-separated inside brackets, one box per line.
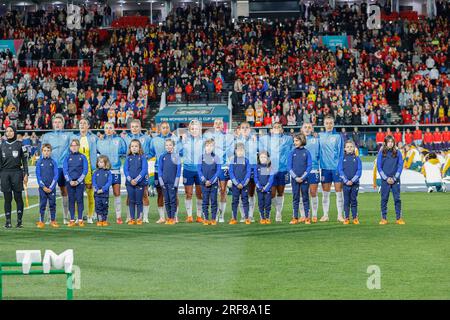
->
[0, 40, 24, 56]
[319, 35, 352, 52]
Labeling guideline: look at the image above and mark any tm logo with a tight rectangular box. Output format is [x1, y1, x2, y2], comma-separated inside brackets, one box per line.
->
[367, 5, 381, 30]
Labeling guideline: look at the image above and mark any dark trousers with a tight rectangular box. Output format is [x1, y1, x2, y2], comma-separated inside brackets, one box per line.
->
[257, 190, 272, 219]
[232, 184, 249, 220]
[39, 187, 56, 221]
[126, 184, 144, 220]
[343, 184, 359, 219]
[95, 195, 109, 221]
[380, 180, 402, 220]
[67, 182, 85, 220]
[162, 184, 178, 219]
[292, 180, 310, 218]
[201, 183, 218, 220]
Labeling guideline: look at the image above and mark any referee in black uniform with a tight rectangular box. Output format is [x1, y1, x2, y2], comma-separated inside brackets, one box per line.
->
[0, 126, 29, 228]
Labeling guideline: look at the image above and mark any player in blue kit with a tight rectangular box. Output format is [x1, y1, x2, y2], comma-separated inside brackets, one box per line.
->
[97, 122, 127, 224]
[259, 123, 293, 222]
[149, 121, 180, 223]
[302, 123, 320, 223]
[319, 115, 345, 222]
[41, 114, 71, 224]
[122, 119, 151, 223]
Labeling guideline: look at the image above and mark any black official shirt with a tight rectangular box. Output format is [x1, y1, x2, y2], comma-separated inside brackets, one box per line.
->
[0, 140, 29, 176]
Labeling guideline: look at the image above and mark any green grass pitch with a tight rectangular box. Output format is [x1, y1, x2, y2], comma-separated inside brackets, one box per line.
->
[0, 192, 449, 300]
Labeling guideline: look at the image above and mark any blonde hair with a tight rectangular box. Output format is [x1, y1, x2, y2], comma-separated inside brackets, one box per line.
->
[97, 155, 112, 170]
[70, 139, 80, 146]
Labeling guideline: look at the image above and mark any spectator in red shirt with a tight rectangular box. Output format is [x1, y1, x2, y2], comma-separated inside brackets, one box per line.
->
[405, 128, 414, 145]
[413, 126, 423, 146]
[443, 127, 450, 151]
[402, 110, 413, 124]
[263, 113, 272, 127]
[393, 128, 402, 144]
[376, 128, 385, 150]
[423, 128, 434, 151]
[433, 127, 443, 151]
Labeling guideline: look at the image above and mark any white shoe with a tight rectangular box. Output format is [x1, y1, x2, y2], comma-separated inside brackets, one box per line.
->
[275, 214, 282, 222]
[218, 215, 225, 223]
[320, 216, 329, 222]
[143, 218, 149, 223]
[87, 217, 93, 224]
[240, 217, 245, 223]
[174, 217, 179, 223]
[63, 219, 69, 225]
[155, 218, 165, 224]
[337, 216, 345, 223]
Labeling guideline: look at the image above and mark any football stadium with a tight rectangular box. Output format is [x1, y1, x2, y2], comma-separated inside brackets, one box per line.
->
[0, 0, 449, 305]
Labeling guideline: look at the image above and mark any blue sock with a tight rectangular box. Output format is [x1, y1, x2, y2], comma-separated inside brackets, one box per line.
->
[129, 204, 136, 219]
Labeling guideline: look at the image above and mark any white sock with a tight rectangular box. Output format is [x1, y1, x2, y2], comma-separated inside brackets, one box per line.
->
[196, 199, 203, 217]
[248, 196, 255, 219]
[185, 199, 193, 217]
[276, 196, 284, 216]
[219, 201, 227, 217]
[114, 196, 121, 219]
[62, 195, 69, 220]
[336, 191, 344, 219]
[311, 196, 319, 218]
[299, 193, 305, 218]
[322, 191, 330, 217]
[158, 207, 165, 219]
[143, 205, 149, 220]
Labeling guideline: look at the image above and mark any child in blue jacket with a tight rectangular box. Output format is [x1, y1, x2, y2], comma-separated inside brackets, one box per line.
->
[254, 150, 275, 224]
[229, 143, 252, 224]
[158, 139, 181, 225]
[93, 155, 113, 226]
[288, 133, 312, 225]
[63, 139, 88, 227]
[197, 139, 221, 225]
[124, 139, 148, 225]
[338, 140, 362, 225]
[377, 135, 405, 225]
[36, 143, 59, 228]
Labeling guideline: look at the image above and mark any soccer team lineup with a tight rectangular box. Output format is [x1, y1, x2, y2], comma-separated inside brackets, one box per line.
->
[1, 115, 449, 229]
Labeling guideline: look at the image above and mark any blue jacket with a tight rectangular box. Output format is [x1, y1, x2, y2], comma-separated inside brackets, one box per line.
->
[71, 132, 98, 171]
[36, 156, 58, 190]
[179, 133, 204, 172]
[306, 135, 320, 171]
[259, 133, 293, 172]
[229, 156, 252, 187]
[236, 134, 258, 166]
[157, 151, 181, 187]
[319, 130, 344, 171]
[92, 169, 113, 197]
[124, 154, 148, 186]
[63, 152, 89, 183]
[197, 153, 221, 185]
[203, 131, 234, 166]
[149, 133, 180, 169]
[288, 147, 312, 181]
[377, 148, 404, 182]
[96, 135, 127, 171]
[123, 133, 152, 158]
[254, 164, 275, 192]
[338, 154, 362, 184]
[41, 130, 72, 168]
